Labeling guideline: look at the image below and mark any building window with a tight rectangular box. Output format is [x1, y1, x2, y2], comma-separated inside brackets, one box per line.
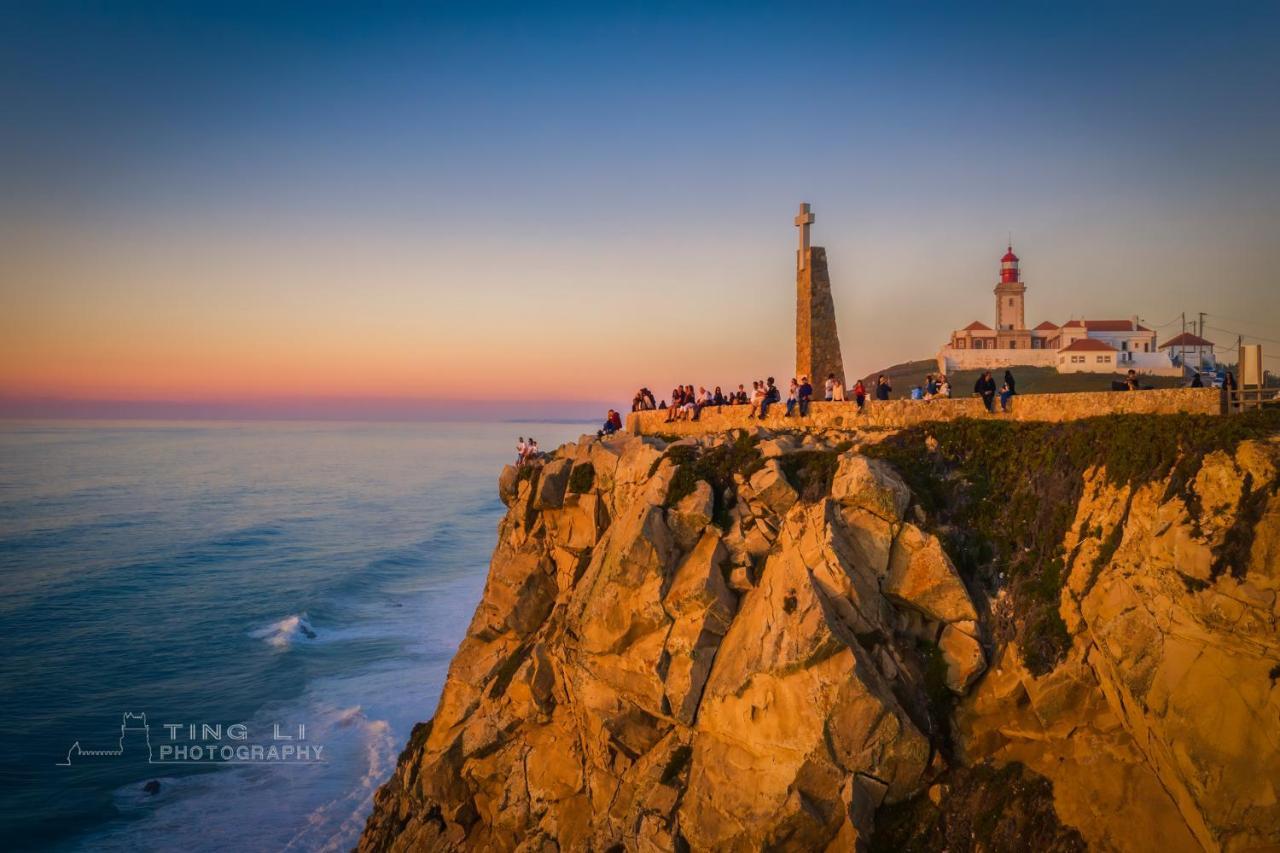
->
[1121, 341, 1128, 351]
[1144, 343, 1149, 352]
[956, 339, 965, 349]
[1096, 355, 1108, 363]
[1072, 355, 1085, 364]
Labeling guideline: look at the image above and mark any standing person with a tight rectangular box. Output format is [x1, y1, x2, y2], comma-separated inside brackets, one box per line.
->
[974, 371, 997, 412]
[798, 376, 814, 416]
[515, 436, 527, 465]
[831, 375, 845, 402]
[853, 379, 867, 411]
[876, 375, 892, 401]
[1224, 371, 1238, 410]
[824, 373, 836, 401]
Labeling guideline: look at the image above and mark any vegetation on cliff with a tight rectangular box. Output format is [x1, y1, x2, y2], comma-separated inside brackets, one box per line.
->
[866, 409, 1280, 674]
[872, 762, 1087, 853]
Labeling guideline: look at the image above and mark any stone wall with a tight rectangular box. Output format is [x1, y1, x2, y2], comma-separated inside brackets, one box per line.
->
[626, 387, 1222, 436]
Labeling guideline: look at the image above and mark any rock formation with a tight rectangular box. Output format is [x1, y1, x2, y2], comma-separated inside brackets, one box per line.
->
[361, 413, 1280, 852]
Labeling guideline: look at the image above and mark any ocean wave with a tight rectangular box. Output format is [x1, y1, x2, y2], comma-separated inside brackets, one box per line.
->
[249, 614, 317, 649]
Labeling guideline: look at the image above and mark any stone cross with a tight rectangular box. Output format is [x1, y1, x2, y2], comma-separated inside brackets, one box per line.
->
[794, 202, 815, 270]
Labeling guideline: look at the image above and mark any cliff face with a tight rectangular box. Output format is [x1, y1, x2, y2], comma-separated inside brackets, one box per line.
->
[360, 416, 1280, 852]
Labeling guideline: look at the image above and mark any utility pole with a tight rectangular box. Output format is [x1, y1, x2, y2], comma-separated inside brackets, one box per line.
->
[1181, 312, 1187, 370]
[1198, 312, 1205, 339]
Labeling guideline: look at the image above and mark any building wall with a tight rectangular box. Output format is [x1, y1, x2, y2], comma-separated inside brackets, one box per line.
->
[1058, 351, 1118, 373]
[938, 346, 1057, 374]
[626, 388, 1222, 436]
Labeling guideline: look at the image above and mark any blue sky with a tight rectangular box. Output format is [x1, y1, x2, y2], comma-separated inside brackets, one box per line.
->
[2, 1, 1278, 413]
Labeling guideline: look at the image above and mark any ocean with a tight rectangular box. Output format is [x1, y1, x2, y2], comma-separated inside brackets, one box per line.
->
[0, 420, 589, 851]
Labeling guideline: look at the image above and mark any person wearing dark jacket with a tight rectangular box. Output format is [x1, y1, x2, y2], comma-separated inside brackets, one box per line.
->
[875, 375, 892, 401]
[1003, 370, 1016, 396]
[797, 377, 813, 416]
[974, 371, 997, 412]
[760, 377, 780, 418]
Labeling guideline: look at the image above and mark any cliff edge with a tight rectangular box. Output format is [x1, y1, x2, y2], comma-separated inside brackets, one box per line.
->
[360, 413, 1280, 852]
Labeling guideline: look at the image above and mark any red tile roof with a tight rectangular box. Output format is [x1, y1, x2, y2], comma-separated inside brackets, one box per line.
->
[1159, 332, 1215, 349]
[1032, 321, 1059, 331]
[1059, 338, 1117, 353]
[961, 321, 993, 331]
[1061, 319, 1085, 328]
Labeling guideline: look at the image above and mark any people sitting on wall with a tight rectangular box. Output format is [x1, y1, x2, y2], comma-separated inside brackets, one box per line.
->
[876, 375, 892, 400]
[824, 373, 836, 401]
[758, 377, 780, 418]
[910, 385, 924, 401]
[974, 371, 997, 412]
[853, 379, 867, 411]
[797, 376, 814, 415]
[1000, 381, 1014, 412]
[831, 376, 845, 402]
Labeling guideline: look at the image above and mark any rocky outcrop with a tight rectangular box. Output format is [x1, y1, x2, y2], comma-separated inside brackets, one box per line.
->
[362, 417, 1280, 853]
[955, 435, 1280, 853]
[360, 430, 986, 851]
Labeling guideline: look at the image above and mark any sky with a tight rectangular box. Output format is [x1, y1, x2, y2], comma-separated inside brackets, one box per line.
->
[2, 1, 1278, 418]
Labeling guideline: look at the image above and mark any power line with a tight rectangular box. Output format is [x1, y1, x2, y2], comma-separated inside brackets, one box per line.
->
[1205, 324, 1280, 347]
[1206, 313, 1280, 337]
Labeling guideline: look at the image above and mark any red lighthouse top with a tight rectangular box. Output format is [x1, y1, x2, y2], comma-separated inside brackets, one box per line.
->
[1000, 245, 1020, 283]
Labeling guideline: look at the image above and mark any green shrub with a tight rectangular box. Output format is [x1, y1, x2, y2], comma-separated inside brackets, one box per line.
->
[652, 431, 765, 527]
[568, 462, 595, 494]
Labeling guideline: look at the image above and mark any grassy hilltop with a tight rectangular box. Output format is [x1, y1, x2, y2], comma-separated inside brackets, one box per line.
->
[856, 359, 1187, 396]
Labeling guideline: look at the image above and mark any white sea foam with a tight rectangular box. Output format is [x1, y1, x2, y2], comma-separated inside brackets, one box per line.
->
[249, 613, 317, 649]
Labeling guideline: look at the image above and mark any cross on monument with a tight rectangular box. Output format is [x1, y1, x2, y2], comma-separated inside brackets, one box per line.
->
[794, 202, 815, 270]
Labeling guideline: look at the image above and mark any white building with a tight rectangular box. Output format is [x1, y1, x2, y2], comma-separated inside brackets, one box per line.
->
[938, 246, 1182, 376]
[1159, 332, 1217, 372]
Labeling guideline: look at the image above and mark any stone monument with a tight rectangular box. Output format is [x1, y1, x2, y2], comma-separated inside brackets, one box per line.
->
[794, 202, 846, 389]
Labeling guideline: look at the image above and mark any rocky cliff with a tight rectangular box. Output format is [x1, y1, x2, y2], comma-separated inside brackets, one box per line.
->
[360, 412, 1280, 852]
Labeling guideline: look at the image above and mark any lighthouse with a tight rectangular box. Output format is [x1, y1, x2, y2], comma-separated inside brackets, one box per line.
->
[994, 245, 1026, 334]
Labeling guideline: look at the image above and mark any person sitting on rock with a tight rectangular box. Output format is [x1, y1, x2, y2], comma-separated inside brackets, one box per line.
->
[515, 436, 527, 465]
[599, 409, 622, 437]
[797, 376, 814, 416]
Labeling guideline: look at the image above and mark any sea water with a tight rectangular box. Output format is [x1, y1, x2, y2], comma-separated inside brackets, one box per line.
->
[0, 420, 588, 851]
